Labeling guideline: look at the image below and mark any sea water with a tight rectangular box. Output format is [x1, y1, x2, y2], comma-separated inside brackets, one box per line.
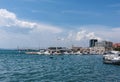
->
[0, 50, 120, 82]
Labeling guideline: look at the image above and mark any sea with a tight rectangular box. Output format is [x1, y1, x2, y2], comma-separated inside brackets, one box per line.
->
[0, 50, 120, 82]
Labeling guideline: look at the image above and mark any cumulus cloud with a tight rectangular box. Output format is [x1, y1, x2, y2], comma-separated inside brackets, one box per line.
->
[0, 9, 64, 48]
[63, 30, 102, 41]
[74, 25, 120, 42]
[86, 32, 102, 41]
[76, 30, 86, 41]
[0, 9, 62, 33]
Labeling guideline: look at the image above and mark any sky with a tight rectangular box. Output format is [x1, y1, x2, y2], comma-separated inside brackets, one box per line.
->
[0, 0, 120, 49]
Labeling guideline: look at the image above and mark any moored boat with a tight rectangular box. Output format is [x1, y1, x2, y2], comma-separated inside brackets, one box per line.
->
[103, 51, 120, 65]
[25, 51, 42, 55]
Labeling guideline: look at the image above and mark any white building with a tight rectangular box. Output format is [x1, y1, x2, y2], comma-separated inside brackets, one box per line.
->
[89, 47, 105, 55]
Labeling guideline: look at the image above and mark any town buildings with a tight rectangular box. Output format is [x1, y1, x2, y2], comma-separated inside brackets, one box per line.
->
[89, 39, 113, 55]
[95, 41, 113, 50]
[113, 43, 120, 48]
[25, 39, 118, 55]
[113, 43, 120, 51]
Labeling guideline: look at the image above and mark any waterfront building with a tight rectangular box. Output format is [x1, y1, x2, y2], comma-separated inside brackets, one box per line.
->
[89, 39, 98, 47]
[113, 43, 120, 48]
[89, 47, 105, 55]
[95, 41, 113, 51]
[113, 43, 120, 51]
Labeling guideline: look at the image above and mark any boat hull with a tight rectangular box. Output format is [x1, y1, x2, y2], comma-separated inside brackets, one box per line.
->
[103, 60, 120, 65]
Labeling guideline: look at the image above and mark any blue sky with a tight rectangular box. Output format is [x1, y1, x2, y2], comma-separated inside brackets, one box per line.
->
[0, 0, 120, 48]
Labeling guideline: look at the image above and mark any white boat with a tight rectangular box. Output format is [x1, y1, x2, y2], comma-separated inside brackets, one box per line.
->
[103, 56, 120, 65]
[74, 51, 82, 55]
[103, 51, 120, 65]
[36, 52, 43, 55]
[63, 51, 69, 55]
[43, 51, 51, 55]
[25, 51, 42, 55]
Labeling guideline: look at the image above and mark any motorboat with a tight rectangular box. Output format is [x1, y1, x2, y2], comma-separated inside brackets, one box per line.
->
[25, 51, 42, 55]
[103, 56, 120, 65]
[43, 51, 51, 55]
[74, 51, 82, 55]
[103, 51, 120, 65]
[63, 51, 70, 55]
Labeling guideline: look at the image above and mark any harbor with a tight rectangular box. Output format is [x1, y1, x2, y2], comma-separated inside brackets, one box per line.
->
[18, 39, 120, 65]
[22, 39, 117, 55]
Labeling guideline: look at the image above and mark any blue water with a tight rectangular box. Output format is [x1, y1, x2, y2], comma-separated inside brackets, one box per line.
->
[0, 50, 120, 82]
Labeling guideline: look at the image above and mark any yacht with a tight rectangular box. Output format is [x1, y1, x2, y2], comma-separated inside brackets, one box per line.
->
[103, 51, 120, 65]
[43, 51, 51, 55]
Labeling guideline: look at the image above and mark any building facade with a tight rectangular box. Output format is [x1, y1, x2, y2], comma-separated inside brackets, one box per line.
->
[95, 41, 113, 50]
[89, 39, 98, 47]
[113, 43, 120, 48]
[89, 47, 105, 55]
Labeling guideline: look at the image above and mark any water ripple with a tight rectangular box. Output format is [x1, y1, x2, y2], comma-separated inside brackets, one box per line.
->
[0, 53, 120, 82]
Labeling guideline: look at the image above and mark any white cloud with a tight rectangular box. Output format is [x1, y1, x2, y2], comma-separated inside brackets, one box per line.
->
[0, 9, 62, 33]
[56, 30, 102, 47]
[60, 25, 120, 46]
[75, 25, 120, 42]
[76, 30, 86, 41]
[86, 32, 102, 41]
[0, 9, 63, 48]
[65, 30, 102, 41]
